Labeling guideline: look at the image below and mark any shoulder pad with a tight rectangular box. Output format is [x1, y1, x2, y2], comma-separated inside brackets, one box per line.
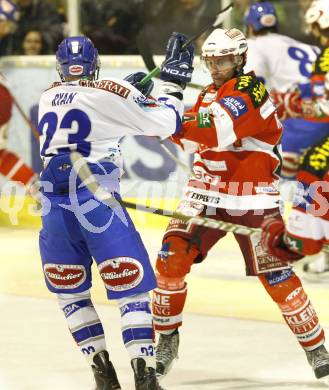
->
[300, 136, 329, 178]
[234, 74, 268, 108]
[312, 47, 329, 75]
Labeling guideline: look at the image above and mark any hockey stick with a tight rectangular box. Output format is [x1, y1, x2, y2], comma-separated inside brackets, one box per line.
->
[69, 151, 329, 255]
[69, 151, 259, 238]
[139, 2, 234, 86]
[1, 73, 39, 140]
[159, 141, 190, 172]
[11, 94, 39, 140]
[136, 32, 204, 91]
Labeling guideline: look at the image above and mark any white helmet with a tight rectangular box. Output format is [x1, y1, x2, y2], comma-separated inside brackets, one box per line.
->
[201, 28, 248, 58]
[305, 0, 329, 30]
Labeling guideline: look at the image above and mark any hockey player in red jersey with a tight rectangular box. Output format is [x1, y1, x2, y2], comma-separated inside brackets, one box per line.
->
[262, 135, 329, 261]
[0, 1, 36, 189]
[0, 74, 36, 188]
[153, 27, 329, 381]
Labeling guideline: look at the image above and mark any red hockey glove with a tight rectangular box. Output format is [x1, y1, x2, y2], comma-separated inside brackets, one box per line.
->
[261, 216, 304, 262]
[271, 90, 302, 121]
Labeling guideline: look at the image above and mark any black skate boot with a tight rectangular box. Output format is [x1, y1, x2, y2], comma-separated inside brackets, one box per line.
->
[131, 357, 165, 390]
[306, 345, 329, 379]
[156, 329, 179, 378]
[91, 350, 121, 390]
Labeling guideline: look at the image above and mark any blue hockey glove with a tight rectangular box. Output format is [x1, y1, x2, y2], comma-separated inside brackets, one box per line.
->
[160, 32, 194, 88]
[124, 71, 154, 97]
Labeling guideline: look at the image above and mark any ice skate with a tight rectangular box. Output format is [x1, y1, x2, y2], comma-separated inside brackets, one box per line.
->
[303, 254, 329, 282]
[156, 329, 179, 378]
[306, 345, 329, 379]
[131, 357, 165, 390]
[92, 350, 121, 390]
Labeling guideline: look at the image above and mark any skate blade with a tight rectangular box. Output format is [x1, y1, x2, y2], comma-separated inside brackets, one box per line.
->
[156, 361, 175, 381]
[302, 270, 329, 283]
[320, 374, 329, 387]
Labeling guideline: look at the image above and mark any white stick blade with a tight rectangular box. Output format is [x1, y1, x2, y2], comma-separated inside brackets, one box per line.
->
[213, 4, 233, 28]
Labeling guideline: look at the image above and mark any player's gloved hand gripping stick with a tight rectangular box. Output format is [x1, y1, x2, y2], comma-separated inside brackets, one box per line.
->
[139, 2, 234, 87]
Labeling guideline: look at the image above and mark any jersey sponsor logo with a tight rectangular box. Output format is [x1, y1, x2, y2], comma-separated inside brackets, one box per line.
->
[192, 166, 223, 184]
[69, 65, 83, 75]
[218, 96, 248, 118]
[235, 75, 268, 108]
[197, 112, 212, 127]
[313, 48, 329, 74]
[189, 191, 221, 205]
[165, 217, 190, 234]
[254, 185, 279, 194]
[98, 257, 144, 291]
[79, 79, 130, 99]
[43, 264, 86, 289]
[265, 269, 292, 286]
[300, 136, 329, 178]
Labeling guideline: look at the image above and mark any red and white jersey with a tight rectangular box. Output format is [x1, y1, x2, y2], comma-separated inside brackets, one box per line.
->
[38, 77, 184, 167]
[174, 72, 282, 211]
[245, 33, 319, 92]
[284, 137, 329, 255]
[0, 74, 13, 149]
[0, 74, 12, 127]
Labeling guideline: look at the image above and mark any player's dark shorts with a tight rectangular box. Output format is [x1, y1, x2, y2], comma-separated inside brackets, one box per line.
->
[163, 207, 282, 276]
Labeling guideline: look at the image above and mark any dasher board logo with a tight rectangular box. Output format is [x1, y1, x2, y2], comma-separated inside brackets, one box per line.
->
[98, 257, 144, 291]
[44, 264, 86, 289]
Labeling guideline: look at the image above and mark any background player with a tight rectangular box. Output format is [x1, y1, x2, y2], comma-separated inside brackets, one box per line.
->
[0, 1, 36, 190]
[37, 34, 194, 390]
[151, 27, 329, 382]
[244, 1, 321, 181]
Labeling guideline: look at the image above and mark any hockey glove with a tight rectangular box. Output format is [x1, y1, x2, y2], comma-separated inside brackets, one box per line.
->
[124, 71, 154, 97]
[160, 32, 194, 89]
[261, 216, 304, 262]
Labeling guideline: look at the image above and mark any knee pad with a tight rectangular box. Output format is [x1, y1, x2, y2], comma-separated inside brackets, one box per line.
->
[259, 269, 301, 303]
[156, 236, 200, 279]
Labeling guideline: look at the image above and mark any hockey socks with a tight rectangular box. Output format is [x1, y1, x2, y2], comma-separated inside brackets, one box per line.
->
[259, 272, 325, 351]
[117, 293, 156, 369]
[153, 285, 187, 332]
[57, 291, 107, 365]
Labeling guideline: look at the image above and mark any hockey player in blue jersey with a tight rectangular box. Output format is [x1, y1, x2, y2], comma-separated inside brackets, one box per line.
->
[37, 35, 194, 390]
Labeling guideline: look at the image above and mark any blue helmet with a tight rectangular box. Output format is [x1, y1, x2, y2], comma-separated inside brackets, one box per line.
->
[0, 0, 18, 22]
[56, 36, 100, 81]
[245, 2, 278, 32]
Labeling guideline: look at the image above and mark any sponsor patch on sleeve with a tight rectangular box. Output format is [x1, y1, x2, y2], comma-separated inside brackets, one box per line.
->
[218, 96, 248, 118]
